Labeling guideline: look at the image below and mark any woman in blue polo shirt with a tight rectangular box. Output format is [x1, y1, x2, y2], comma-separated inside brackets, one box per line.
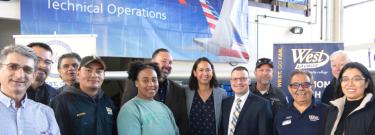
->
[274, 70, 328, 135]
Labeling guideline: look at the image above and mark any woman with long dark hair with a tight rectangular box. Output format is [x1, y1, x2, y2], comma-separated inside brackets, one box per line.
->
[323, 62, 375, 135]
[185, 57, 227, 135]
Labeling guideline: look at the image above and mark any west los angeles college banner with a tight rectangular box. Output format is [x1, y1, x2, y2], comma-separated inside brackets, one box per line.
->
[21, 0, 250, 62]
[273, 43, 343, 102]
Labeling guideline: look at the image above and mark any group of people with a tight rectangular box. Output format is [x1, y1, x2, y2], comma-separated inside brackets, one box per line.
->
[0, 43, 375, 135]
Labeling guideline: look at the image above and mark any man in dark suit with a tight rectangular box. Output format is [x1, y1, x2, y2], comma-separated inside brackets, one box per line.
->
[121, 48, 189, 135]
[220, 66, 273, 135]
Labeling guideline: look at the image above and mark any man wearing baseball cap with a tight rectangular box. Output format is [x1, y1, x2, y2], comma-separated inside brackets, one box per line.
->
[250, 58, 288, 114]
[50, 55, 117, 135]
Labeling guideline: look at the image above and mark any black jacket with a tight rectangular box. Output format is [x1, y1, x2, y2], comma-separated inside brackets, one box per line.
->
[50, 84, 117, 135]
[321, 78, 343, 104]
[323, 93, 375, 135]
[368, 114, 375, 135]
[121, 78, 189, 135]
[250, 83, 288, 114]
[27, 83, 58, 105]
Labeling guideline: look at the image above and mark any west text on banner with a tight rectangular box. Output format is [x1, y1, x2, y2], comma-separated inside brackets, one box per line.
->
[272, 43, 343, 103]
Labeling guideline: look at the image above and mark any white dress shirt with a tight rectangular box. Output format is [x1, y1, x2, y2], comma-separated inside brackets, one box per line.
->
[227, 90, 250, 135]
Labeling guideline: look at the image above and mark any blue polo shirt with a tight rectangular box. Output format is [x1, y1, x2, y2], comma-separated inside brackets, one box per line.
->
[274, 101, 328, 135]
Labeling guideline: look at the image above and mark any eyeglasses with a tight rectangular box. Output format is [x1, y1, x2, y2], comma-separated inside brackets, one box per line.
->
[1, 63, 34, 74]
[340, 76, 365, 84]
[38, 57, 53, 66]
[289, 82, 312, 89]
[231, 77, 249, 82]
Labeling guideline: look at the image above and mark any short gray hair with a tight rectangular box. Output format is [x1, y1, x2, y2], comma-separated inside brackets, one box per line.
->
[330, 50, 350, 62]
[0, 45, 38, 69]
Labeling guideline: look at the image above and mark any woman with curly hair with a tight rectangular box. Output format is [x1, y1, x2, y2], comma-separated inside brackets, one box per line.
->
[117, 62, 178, 135]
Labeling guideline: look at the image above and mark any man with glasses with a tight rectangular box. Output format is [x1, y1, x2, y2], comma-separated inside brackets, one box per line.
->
[56, 52, 81, 93]
[220, 66, 273, 135]
[273, 70, 328, 135]
[250, 58, 288, 113]
[26, 42, 58, 105]
[50, 56, 117, 135]
[0, 45, 60, 134]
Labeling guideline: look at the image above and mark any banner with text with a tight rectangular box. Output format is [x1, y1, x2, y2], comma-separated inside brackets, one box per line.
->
[21, 0, 250, 62]
[273, 43, 343, 103]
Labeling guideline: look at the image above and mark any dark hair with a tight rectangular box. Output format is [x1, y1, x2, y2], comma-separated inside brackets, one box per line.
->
[57, 52, 81, 70]
[231, 66, 249, 75]
[151, 48, 169, 59]
[188, 57, 218, 90]
[338, 62, 374, 94]
[289, 70, 314, 84]
[27, 42, 53, 54]
[127, 61, 161, 82]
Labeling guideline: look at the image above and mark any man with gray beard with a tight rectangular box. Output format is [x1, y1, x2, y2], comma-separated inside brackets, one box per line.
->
[250, 58, 288, 114]
[26, 42, 58, 105]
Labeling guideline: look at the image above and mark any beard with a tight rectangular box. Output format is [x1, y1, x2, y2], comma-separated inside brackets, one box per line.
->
[160, 70, 170, 80]
[35, 68, 49, 83]
[259, 79, 271, 84]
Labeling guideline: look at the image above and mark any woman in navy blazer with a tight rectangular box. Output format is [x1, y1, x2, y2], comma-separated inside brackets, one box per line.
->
[185, 57, 227, 135]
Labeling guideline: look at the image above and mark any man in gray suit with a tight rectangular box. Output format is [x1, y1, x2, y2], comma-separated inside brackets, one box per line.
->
[121, 48, 189, 135]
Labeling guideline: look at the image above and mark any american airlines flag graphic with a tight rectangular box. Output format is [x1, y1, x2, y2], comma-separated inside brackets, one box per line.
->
[199, 0, 220, 34]
[195, 0, 250, 62]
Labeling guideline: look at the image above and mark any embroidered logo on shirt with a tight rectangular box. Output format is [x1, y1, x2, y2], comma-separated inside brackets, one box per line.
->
[270, 97, 281, 102]
[76, 112, 86, 117]
[308, 115, 319, 122]
[106, 107, 113, 115]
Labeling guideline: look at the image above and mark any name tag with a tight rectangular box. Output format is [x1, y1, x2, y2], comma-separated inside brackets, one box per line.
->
[282, 119, 291, 126]
[106, 107, 113, 115]
[76, 112, 86, 117]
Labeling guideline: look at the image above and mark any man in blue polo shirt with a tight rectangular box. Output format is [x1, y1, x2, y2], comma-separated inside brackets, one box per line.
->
[274, 70, 328, 135]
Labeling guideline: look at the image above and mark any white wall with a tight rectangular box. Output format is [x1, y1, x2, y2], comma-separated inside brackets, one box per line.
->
[0, 0, 20, 20]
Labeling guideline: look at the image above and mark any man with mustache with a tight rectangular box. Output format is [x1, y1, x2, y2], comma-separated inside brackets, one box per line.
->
[50, 55, 117, 135]
[273, 70, 328, 135]
[56, 52, 81, 93]
[121, 48, 189, 135]
[26, 42, 58, 105]
[250, 58, 288, 113]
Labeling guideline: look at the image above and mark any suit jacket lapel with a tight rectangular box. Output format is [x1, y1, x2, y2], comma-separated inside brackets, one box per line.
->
[236, 93, 253, 126]
[223, 97, 235, 134]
